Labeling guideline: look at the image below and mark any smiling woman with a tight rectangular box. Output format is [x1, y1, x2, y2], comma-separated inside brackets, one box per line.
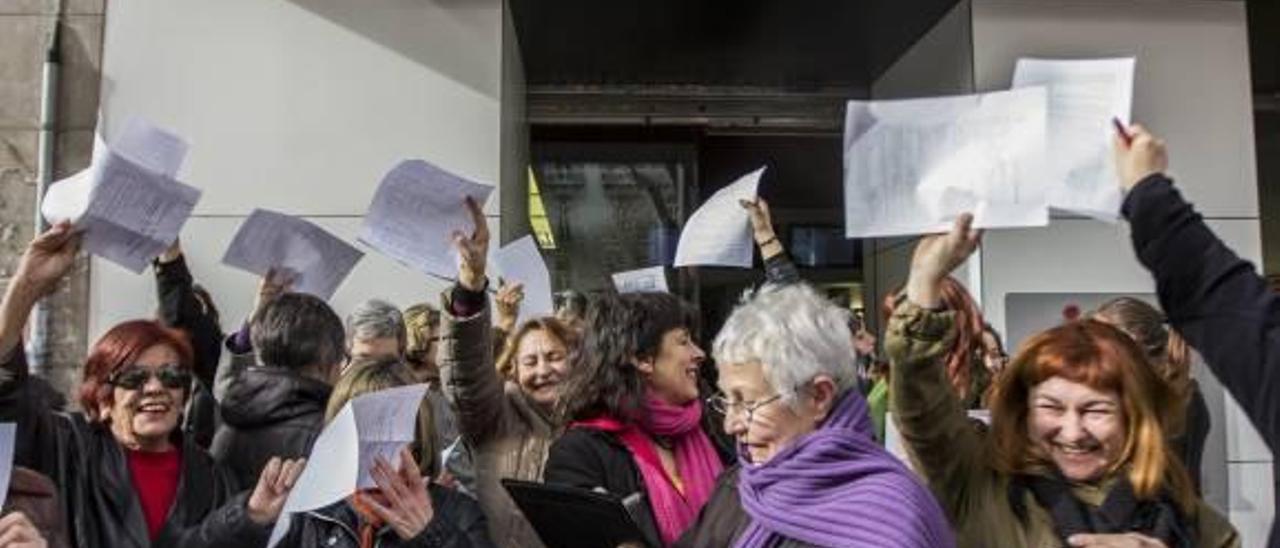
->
[0, 223, 305, 548]
[887, 215, 1239, 548]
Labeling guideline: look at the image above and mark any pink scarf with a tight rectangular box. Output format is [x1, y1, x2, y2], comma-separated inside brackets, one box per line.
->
[572, 392, 723, 546]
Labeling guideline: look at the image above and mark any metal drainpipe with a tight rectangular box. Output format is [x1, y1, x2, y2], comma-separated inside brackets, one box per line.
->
[27, 7, 62, 376]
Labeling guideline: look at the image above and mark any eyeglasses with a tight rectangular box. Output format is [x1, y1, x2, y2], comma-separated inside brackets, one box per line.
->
[707, 393, 783, 424]
[108, 365, 191, 390]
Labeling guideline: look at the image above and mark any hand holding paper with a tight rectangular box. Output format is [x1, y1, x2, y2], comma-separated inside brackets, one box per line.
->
[40, 118, 202, 273]
[492, 236, 554, 325]
[222, 209, 363, 300]
[359, 160, 494, 282]
[674, 167, 765, 268]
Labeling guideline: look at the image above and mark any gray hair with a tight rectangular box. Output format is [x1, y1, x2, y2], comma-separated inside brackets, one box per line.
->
[713, 283, 858, 405]
[346, 299, 406, 351]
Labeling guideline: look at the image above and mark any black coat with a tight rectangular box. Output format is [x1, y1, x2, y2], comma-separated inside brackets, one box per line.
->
[210, 367, 332, 491]
[542, 427, 664, 548]
[1124, 174, 1280, 545]
[0, 348, 265, 548]
[276, 483, 495, 547]
[674, 466, 813, 548]
[154, 255, 224, 449]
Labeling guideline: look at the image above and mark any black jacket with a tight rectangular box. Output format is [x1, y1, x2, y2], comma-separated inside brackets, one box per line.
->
[1124, 174, 1280, 545]
[674, 466, 813, 548]
[542, 428, 664, 547]
[0, 349, 265, 548]
[276, 483, 495, 547]
[154, 255, 224, 449]
[211, 367, 332, 491]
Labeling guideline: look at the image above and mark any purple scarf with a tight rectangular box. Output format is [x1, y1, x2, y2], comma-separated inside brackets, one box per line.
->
[735, 390, 955, 548]
[573, 392, 723, 546]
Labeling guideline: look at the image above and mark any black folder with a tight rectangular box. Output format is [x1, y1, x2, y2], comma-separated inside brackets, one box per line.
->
[501, 479, 653, 548]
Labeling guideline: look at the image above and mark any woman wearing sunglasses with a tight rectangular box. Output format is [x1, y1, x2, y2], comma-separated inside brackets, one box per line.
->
[0, 222, 304, 548]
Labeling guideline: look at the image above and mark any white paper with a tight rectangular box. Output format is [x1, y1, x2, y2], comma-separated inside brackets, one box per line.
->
[268, 384, 430, 547]
[40, 119, 201, 273]
[81, 153, 202, 273]
[673, 167, 765, 268]
[222, 209, 364, 300]
[113, 118, 188, 178]
[358, 160, 495, 280]
[492, 235, 555, 326]
[843, 87, 1049, 238]
[612, 266, 669, 294]
[1013, 57, 1134, 220]
[0, 423, 15, 510]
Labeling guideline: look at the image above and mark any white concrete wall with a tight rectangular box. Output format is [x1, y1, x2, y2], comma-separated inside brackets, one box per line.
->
[866, 0, 976, 332]
[970, 1, 1268, 544]
[91, 0, 513, 339]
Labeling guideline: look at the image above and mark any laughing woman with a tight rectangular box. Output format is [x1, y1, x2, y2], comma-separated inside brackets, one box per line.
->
[0, 223, 303, 548]
[888, 215, 1237, 548]
[544, 291, 725, 547]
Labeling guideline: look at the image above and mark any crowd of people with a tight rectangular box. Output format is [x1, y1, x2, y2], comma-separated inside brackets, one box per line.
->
[0, 123, 1274, 547]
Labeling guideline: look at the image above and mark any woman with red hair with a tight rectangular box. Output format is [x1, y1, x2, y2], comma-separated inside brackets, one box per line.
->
[886, 215, 1236, 547]
[0, 223, 304, 548]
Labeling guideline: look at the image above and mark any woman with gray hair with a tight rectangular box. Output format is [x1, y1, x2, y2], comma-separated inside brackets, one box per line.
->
[346, 299, 407, 362]
[677, 283, 953, 548]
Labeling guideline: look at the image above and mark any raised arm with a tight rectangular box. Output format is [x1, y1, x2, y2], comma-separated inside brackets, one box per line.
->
[213, 269, 293, 400]
[1118, 123, 1280, 451]
[0, 222, 79, 376]
[0, 223, 80, 475]
[439, 198, 508, 444]
[886, 214, 992, 522]
[153, 239, 224, 389]
[741, 197, 800, 285]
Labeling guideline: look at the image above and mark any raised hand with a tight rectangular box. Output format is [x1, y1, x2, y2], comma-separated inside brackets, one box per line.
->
[250, 267, 295, 322]
[246, 456, 307, 525]
[1112, 123, 1168, 191]
[740, 197, 785, 260]
[365, 446, 435, 540]
[13, 221, 80, 300]
[453, 197, 489, 292]
[0, 512, 46, 548]
[494, 280, 525, 333]
[157, 237, 183, 264]
[906, 214, 981, 309]
[1068, 532, 1168, 548]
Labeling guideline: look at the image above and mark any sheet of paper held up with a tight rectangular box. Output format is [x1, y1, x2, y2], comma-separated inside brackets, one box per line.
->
[268, 384, 430, 548]
[222, 210, 364, 301]
[1012, 57, 1134, 221]
[492, 235, 555, 325]
[612, 266, 669, 294]
[0, 423, 15, 510]
[673, 167, 765, 268]
[358, 160, 494, 280]
[843, 87, 1049, 238]
[40, 119, 201, 273]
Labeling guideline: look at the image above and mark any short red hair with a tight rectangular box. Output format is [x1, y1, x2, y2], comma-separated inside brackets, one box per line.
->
[79, 320, 194, 416]
[988, 319, 1194, 512]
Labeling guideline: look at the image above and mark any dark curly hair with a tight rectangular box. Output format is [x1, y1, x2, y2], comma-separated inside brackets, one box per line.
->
[555, 291, 696, 424]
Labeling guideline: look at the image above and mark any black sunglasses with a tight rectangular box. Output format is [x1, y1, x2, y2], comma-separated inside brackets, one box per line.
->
[108, 365, 191, 390]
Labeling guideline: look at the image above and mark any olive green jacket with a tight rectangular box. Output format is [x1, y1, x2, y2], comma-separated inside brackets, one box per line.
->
[886, 300, 1238, 548]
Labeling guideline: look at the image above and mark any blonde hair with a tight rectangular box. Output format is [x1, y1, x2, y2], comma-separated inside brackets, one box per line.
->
[325, 356, 438, 475]
[403, 303, 442, 357]
[496, 317, 578, 381]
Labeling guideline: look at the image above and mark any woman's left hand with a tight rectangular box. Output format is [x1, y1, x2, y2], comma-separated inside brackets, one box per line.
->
[906, 213, 981, 309]
[247, 457, 307, 525]
[1067, 533, 1168, 548]
[366, 446, 435, 540]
